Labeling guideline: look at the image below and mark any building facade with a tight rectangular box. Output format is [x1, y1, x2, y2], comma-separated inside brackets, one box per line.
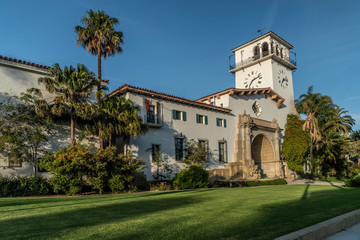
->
[0, 32, 298, 180]
[110, 32, 298, 181]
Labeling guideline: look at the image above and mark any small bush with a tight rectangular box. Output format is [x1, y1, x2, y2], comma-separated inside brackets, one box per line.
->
[109, 175, 126, 193]
[0, 176, 52, 197]
[345, 174, 360, 187]
[246, 179, 287, 186]
[172, 165, 209, 189]
[212, 179, 287, 188]
[150, 182, 172, 191]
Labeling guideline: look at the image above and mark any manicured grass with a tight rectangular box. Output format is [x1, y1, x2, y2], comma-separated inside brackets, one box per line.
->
[1, 185, 360, 240]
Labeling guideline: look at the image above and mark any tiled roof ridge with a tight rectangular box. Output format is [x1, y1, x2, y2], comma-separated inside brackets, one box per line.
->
[109, 84, 232, 113]
[0, 55, 50, 70]
[0, 54, 109, 83]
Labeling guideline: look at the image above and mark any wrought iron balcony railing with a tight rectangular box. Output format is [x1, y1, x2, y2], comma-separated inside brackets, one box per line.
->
[230, 53, 297, 70]
[143, 113, 164, 128]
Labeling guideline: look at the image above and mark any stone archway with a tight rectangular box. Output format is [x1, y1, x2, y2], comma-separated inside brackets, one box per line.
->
[251, 134, 275, 178]
[251, 134, 274, 164]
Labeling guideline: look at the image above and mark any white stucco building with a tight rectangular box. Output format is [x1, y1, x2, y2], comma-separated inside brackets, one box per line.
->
[109, 32, 298, 180]
[0, 32, 298, 180]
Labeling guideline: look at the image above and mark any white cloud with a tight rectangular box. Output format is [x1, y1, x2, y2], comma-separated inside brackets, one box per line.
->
[346, 96, 360, 101]
[262, 0, 279, 31]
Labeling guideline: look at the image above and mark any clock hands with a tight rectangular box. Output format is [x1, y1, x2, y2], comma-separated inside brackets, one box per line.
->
[247, 73, 262, 88]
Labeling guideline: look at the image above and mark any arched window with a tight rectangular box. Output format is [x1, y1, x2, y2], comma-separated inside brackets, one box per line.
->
[275, 45, 279, 56]
[253, 46, 260, 60]
[280, 48, 283, 58]
[262, 42, 269, 57]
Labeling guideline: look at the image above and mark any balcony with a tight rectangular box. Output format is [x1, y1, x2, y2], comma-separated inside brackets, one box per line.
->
[143, 113, 164, 128]
[230, 53, 297, 71]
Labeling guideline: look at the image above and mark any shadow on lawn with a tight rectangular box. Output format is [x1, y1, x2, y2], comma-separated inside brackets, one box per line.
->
[2, 186, 360, 240]
[0, 190, 208, 240]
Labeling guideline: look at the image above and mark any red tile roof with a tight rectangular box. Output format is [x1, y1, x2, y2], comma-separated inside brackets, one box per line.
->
[0, 55, 109, 83]
[197, 87, 285, 108]
[0, 55, 50, 69]
[109, 84, 232, 113]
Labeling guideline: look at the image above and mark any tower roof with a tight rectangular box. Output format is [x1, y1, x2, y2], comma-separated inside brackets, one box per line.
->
[231, 31, 294, 53]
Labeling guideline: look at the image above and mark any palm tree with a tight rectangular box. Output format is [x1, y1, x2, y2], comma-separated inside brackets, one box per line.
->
[351, 130, 360, 141]
[30, 63, 100, 145]
[80, 96, 147, 152]
[323, 107, 355, 137]
[74, 9, 124, 88]
[295, 86, 333, 158]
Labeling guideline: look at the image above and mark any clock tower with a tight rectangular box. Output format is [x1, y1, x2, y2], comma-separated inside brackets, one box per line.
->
[229, 31, 297, 110]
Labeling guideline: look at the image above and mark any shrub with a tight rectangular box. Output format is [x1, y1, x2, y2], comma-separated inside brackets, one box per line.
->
[212, 179, 287, 188]
[246, 179, 287, 187]
[109, 175, 126, 193]
[172, 165, 209, 189]
[282, 114, 311, 173]
[345, 173, 360, 187]
[0, 176, 52, 197]
[149, 181, 172, 191]
[40, 145, 144, 195]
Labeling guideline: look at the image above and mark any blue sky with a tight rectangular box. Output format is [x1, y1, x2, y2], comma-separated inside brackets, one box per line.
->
[1, 0, 359, 129]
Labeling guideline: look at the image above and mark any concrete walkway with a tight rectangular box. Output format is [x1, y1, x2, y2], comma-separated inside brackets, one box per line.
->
[326, 223, 360, 240]
[275, 209, 360, 240]
[286, 178, 345, 186]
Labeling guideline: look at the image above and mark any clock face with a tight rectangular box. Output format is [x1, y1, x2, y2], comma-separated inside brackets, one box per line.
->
[277, 69, 289, 89]
[244, 71, 262, 89]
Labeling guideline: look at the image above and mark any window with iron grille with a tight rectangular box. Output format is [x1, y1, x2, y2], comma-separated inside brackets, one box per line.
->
[175, 138, 184, 161]
[219, 141, 227, 163]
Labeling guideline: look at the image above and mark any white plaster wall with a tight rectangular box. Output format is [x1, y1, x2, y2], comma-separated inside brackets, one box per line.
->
[235, 60, 274, 89]
[0, 61, 97, 177]
[233, 35, 290, 63]
[202, 94, 230, 108]
[125, 92, 234, 181]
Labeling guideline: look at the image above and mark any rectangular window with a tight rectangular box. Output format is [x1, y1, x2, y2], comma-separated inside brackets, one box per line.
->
[175, 138, 184, 161]
[219, 141, 227, 163]
[151, 144, 161, 160]
[8, 159, 22, 168]
[148, 105, 155, 123]
[198, 139, 209, 162]
[196, 114, 208, 125]
[173, 110, 186, 121]
[216, 118, 227, 128]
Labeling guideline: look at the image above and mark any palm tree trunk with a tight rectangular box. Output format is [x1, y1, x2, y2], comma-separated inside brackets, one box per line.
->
[97, 51, 102, 91]
[33, 165, 37, 178]
[70, 114, 76, 145]
[97, 50, 104, 149]
[124, 135, 130, 154]
[99, 128, 103, 149]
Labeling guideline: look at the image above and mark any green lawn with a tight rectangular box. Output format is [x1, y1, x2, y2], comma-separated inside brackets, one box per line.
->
[1, 185, 360, 240]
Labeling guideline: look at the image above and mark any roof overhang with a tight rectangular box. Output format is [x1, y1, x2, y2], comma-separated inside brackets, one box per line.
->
[109, 84, 232, 113]
[197, 87, 285, 108]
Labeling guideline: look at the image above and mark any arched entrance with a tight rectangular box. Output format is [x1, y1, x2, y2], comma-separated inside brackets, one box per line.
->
[251, 134, 275, 177]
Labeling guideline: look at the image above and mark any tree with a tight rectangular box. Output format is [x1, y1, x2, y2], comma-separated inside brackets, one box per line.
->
[281, 114, 311, 173]
[351, 130, 360, 141]
[40, 145, 144, 195]
[75, 9, 124, 87]
[80, 96, 147, 151]
[295, 86, 356, 177]
[295, 86, 333, 158]
[184, 139, 211, 166]
[30, 63, 102, 146]
[150, 150, 173, 182]
[0, 95, 51, 177]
